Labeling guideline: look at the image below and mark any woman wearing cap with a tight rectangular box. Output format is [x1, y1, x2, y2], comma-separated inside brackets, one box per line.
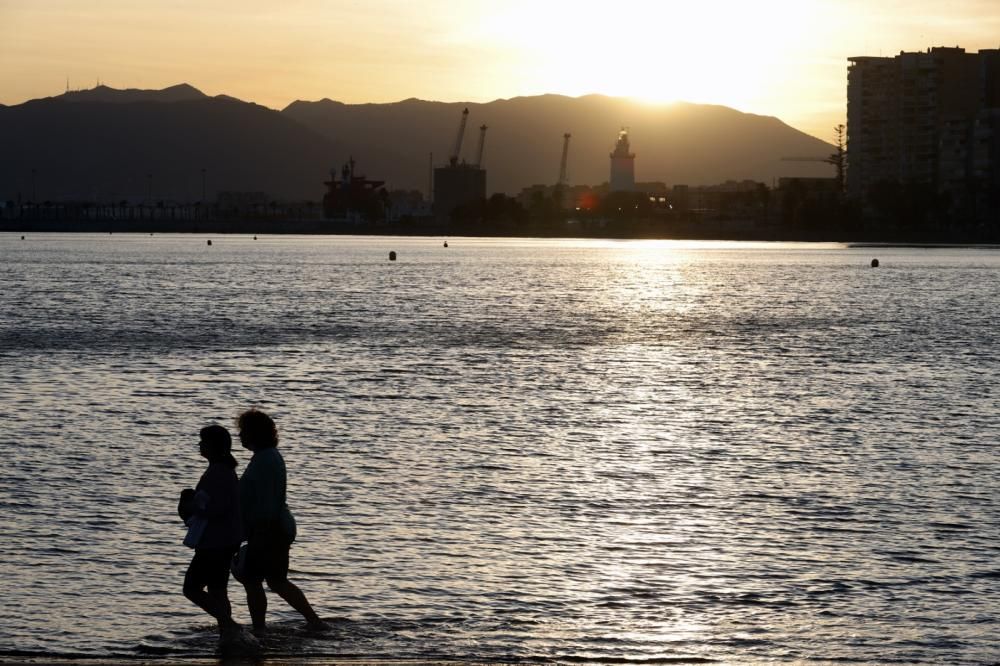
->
[236, 408, 324, 632]
[178, 425, 250, 645]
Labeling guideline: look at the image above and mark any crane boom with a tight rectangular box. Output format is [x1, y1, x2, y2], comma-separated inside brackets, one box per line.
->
[558, 133, 571, 185]
[475, 124, 488, 168]
[781, 156, 836, 164]
[450, 107, 470, 166]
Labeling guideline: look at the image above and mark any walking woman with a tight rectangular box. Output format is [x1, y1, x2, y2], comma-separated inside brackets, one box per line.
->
[235, 408, 325, 633]
[178, 425, 257, 649]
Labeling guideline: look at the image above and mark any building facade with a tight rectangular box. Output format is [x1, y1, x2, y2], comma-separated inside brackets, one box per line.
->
[433, 163, 486, 221]
[847, 46, 1000, 222]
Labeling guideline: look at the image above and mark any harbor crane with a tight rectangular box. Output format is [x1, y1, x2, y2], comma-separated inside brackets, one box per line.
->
[475, 124, 488, 168]
[558, 133, 572, 186]
[780, 156, 837, 163]
[554, 132, 572, 208]
[449, 107, 470, 166]
[780, 153, 844, 193]
[779, 125, 846, 192]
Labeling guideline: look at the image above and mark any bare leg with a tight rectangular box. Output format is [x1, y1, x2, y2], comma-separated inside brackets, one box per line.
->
[207, 588, 238, 632]
[267, 578, 323, 626]
[184, 585, 238, 634]
[243, 580, 268, 631]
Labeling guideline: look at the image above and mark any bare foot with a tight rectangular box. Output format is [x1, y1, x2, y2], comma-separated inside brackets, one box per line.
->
[305, 618, 330, 632]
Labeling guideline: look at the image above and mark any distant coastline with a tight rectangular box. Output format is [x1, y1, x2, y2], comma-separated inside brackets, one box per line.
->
[4, 218, 998, 245]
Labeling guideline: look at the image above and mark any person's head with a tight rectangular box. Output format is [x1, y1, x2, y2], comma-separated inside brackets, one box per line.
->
[199, 424, 236, 467]
[237, 408, 279, 451]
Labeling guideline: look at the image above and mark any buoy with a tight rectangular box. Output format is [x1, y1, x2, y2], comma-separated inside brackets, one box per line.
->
[389, 251, 397, 261]
[253, 235, 257, 240]
[871, 258, 879, 268]
[443, 241, 449, 248]
[20, 235, 25, 240]
[207, 239, 213, 246]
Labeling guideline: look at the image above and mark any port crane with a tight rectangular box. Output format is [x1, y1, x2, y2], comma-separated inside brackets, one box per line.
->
[475, 124, 488, 168]
[558, 133, 572, 186]
[553, 133, 572, 208]
[779, 155, 844, 193]
[780, 156, 837, 163]
[449, 108, 470, 166]
[779, 125, 845, 192]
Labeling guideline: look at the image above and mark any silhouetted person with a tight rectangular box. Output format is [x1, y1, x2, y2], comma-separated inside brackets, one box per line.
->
[236, 408, 324, 632]
[178, 425, 256, 649]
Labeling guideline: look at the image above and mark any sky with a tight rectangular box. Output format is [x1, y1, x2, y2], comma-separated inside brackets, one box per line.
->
[1, 0, 999, 140]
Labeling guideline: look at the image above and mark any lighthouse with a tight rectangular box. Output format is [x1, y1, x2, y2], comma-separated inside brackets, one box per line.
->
[609, 128, 636, 192]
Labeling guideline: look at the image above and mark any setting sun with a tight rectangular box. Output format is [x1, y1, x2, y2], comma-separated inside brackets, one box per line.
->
[1, 0, 999, 138]
[466, 0, 821, 109]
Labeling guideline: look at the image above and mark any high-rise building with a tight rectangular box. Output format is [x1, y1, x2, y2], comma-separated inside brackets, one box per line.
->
[609, 129, 636, 192]
[847, 46, 1000, 218]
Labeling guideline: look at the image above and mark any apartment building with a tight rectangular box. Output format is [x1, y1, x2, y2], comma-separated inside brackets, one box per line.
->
[847, 47, 1000, 220]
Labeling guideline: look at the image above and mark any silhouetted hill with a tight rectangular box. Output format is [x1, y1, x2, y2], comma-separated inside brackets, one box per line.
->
[283, 94, 837, 194]
[59, 83, 208, 104]
[1, 85, 836, 203]
[1, 91, 343, 202]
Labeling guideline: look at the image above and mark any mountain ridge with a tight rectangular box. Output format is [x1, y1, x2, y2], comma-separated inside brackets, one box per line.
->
[0, 94, 343, 201]
[282, 93, 836, 193]
[1, 84, 836, 202]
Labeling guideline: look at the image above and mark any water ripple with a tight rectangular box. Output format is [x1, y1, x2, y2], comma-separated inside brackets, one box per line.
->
[0, 235, 998, 665]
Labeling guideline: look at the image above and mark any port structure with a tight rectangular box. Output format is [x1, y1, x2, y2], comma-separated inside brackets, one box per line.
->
[554, 133, 572, 208]
[558, 133, 571, 186]
[475, 124, 488, 168]
[435, 107, 487, 221]
[322, 156, 386, 223]
[449, 107, 470, 166]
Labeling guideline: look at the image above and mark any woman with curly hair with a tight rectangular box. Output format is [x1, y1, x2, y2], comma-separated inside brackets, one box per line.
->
[235, 408, 325, 633]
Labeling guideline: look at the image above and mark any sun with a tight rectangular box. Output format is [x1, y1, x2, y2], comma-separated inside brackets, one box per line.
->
[467, 0, 820, 111]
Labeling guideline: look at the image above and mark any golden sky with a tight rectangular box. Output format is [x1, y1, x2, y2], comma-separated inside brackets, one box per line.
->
[2, 0, 998, 140]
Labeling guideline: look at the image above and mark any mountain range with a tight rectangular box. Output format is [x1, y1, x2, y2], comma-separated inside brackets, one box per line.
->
[1, 84, 835, 202]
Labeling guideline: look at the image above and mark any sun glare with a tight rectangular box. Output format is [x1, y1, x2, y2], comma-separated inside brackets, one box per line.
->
[469, 0, 820, 110]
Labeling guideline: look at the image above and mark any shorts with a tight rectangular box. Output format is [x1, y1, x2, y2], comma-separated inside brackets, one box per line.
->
[185, 547, 236, 592]
[243, 538, 290, 585]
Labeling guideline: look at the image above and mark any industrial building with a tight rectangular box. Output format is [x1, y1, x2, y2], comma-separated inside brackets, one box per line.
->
[609, 128, 636, 192]
[847, 46, 1000, 221]
[433, 108, 487, 220]
[322, 157, 386, 223]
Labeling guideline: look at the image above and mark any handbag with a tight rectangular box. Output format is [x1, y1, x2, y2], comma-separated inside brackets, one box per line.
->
[183, 515, 208, 548]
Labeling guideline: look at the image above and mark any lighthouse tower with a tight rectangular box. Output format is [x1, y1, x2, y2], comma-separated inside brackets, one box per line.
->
[609, 128, 636, 192]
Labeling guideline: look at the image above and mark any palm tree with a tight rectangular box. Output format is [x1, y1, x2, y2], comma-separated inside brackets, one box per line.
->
[830, 124, 846, 195]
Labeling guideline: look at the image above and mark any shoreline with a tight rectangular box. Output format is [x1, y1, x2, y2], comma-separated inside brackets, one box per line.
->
[3, 227, 1000, 247]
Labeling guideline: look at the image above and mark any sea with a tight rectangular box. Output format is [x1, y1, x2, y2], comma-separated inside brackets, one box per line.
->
[0, 233, 998, 665]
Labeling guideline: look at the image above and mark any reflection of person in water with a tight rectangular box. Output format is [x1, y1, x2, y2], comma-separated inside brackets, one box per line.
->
[236, 409, 325, 632]
[178, 425, 249, 644]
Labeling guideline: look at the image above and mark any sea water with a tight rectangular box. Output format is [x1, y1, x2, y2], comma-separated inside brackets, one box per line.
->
[0, 234, 998, 664]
